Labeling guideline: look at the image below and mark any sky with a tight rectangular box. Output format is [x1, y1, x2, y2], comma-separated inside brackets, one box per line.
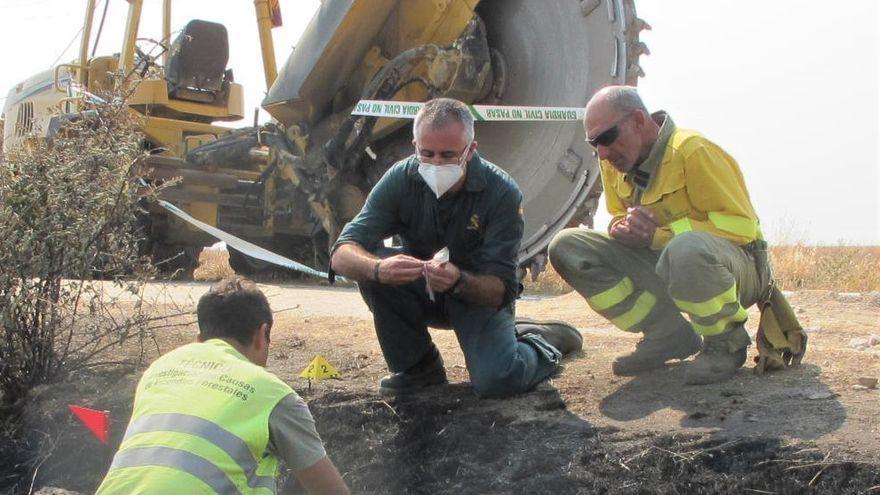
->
[0, 0, 877, 245]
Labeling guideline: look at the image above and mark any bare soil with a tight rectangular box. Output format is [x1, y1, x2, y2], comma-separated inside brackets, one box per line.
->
[5, 283, 879, 494]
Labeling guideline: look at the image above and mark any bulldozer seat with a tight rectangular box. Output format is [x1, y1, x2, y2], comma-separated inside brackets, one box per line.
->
[166, 19, 231, 104]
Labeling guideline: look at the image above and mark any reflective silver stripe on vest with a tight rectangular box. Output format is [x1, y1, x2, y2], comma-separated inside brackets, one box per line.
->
[111, 446, 242, 495]
[123, 413, 276, 492]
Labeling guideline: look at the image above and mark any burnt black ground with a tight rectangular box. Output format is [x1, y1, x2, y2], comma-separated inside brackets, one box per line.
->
[288, 386, 880, 494]
[2, 371, 878, 494]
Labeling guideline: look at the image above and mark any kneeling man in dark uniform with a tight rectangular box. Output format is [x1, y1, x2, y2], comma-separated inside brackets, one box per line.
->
[331, 98, 581, 398]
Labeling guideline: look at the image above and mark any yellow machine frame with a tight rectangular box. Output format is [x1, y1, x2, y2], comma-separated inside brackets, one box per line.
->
[60, 0, 282, 230]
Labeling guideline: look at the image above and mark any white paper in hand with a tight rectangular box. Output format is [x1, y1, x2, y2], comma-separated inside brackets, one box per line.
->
[425, 247, 449, 302]
[432, 247, 450, 263]
[424, 263, 435, 302]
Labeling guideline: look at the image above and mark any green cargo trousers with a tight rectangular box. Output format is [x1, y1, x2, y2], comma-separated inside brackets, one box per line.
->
[548, 229, 768, 344]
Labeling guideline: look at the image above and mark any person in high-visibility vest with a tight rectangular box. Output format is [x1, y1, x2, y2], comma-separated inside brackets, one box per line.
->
[550, 86, 789, 385]
[96, 276, 349, 494]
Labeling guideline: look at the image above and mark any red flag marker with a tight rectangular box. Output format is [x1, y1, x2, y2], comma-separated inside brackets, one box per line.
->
[68, 405, 110, 445]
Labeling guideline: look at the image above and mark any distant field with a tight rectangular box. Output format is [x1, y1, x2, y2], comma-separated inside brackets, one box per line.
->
[524, 245, 880, 295]
[195, 245, 880, 293]
[770, 245, 880, 293]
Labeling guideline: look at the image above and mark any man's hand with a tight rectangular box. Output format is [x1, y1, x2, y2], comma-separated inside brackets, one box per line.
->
[610, 207, 660, 248]
[426, 262, 505, 307]
[376, 254, 425, 285]
[425, 260, 461, 293]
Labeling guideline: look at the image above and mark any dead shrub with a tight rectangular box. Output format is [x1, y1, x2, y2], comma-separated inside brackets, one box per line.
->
[0, 85, 160, 407]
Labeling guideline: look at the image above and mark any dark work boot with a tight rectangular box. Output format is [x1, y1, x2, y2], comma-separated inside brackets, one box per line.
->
[515, 318, 583, 356]
[612, 323, 702, 376]
[379, 345, 448, 396]
[684, 325, 750, 385]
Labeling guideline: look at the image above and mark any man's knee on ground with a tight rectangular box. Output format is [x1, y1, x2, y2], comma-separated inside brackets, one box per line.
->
[469, 364, 525, 399]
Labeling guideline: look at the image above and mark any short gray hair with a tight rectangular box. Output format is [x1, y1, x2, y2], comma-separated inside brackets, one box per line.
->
[413, 98, 475, 142]
[602, 86, 649, 114]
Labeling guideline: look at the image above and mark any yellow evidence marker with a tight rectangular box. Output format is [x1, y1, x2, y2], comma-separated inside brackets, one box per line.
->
[299, 355, 340, 380]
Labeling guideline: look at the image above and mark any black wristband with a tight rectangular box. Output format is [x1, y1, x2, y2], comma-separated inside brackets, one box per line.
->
[373, 260, 382, 282]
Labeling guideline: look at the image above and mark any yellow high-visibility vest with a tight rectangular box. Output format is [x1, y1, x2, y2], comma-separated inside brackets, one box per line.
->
[96, 339, 293, 494]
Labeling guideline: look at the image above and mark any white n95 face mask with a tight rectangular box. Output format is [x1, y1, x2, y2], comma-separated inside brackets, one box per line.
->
[417, 145, 470, 198]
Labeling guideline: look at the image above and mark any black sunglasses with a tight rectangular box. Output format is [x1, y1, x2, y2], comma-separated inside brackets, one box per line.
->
[587, 125, 621, 148]
[586, 113, 632, 148]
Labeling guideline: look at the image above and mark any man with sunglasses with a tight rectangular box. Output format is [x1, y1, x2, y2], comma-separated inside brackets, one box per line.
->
[330, 97, 582, 398]
[549, 85, 773, 384]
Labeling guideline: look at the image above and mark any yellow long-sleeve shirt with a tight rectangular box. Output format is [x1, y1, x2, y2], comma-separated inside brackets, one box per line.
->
[602, 113, 761, 250]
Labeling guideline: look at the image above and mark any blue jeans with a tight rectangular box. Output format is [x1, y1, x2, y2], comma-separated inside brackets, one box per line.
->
[358, 262, 560, 398]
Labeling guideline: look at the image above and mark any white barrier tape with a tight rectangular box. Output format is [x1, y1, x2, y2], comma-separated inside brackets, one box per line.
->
[352, 100, 585, 122]
[158, 200, 335, 280]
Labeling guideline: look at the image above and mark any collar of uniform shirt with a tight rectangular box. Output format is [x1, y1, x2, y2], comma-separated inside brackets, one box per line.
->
[627, 111, 676, 190]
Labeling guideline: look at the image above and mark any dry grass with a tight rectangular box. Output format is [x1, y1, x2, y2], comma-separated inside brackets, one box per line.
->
[196, 244, 880, 293]
[524, 264, 574, 296]
[193, 248, 234, 281]
[524, 245, 880, 295]
[771, 245, 880, 293]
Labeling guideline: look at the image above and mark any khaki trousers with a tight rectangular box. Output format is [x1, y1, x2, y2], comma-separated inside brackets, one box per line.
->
[549, 229, 767, 341]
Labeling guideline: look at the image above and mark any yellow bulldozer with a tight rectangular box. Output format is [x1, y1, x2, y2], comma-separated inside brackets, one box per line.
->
[1, 0, 649, 277]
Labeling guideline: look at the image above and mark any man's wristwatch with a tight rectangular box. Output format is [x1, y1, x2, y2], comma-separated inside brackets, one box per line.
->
[450, 270, 469, 297]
